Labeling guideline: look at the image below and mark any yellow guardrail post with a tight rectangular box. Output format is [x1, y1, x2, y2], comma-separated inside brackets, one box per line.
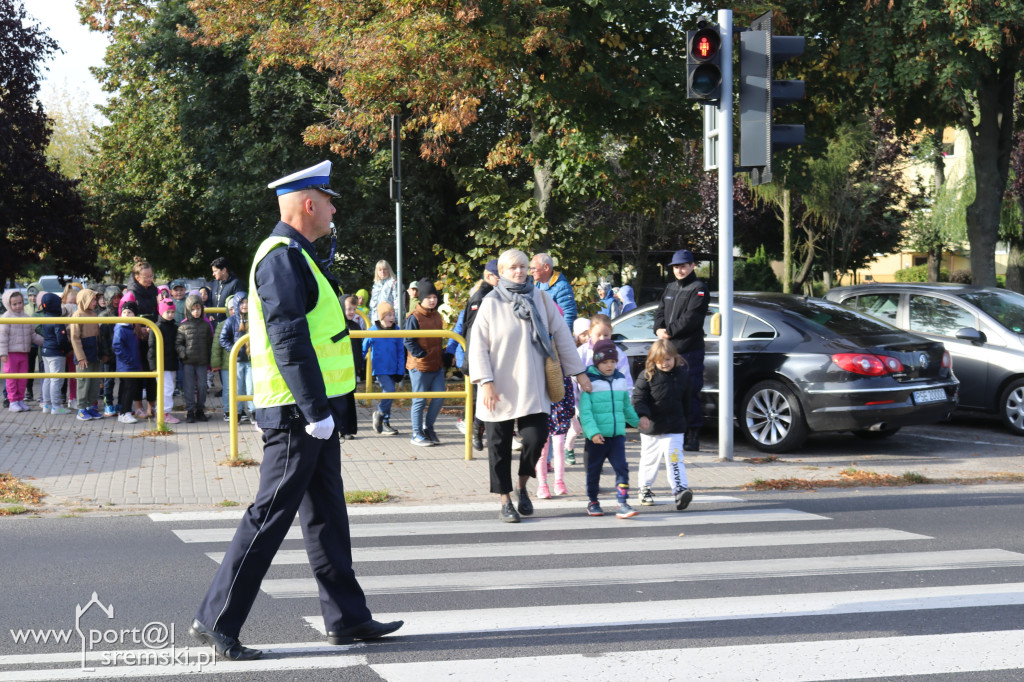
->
[0, 317, 164, 429]
[226, 328, 472, 461]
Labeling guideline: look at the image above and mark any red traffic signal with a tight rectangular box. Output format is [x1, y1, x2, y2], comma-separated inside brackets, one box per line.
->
[691, 29, 720, 61]
[687, 26, 723, 100]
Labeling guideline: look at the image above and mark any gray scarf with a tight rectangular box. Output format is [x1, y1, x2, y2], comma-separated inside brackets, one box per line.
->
[492, 276, 556, 359]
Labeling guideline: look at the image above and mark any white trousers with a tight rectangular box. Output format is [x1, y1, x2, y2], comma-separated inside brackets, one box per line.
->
[637, 432, 688, 492]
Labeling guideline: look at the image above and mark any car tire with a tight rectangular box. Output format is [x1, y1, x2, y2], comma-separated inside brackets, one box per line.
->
[999, 378, 1024, 436]
[739, 379, 809, 453]
[852, 426, 902, 440]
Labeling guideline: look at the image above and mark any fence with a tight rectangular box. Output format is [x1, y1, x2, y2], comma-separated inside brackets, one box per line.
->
[0, 317, 166, 428]
[226, 328, 473, 462]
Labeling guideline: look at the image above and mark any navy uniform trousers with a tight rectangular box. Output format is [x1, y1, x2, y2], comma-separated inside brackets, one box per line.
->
[680, 349, 705, 429]
[194, 418, 371, 638]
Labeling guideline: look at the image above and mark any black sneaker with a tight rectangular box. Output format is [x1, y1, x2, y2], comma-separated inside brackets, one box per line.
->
[424, 427, 440, 444]
[196, 410, 208, 422]
[500, 501, 520, 523]
[675, 486, 694, 511]
[223, 413, 231, 422]
[372, 410, 383, 434]
[381, 420, 399, 435]
[186, 410, 196, 424]
[639, 487, 655, 506]
[515, 488, 533, 516]
[238, 412, 250, 424]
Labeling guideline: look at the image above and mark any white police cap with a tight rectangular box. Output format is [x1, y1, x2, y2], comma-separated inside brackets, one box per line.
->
[267, 160, 340, 197]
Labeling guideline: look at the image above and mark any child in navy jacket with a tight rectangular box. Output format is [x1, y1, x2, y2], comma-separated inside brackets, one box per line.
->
[112, 301, 143, 423]
[363, 302, 404, 435]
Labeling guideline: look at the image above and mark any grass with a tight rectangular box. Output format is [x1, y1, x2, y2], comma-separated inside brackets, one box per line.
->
[218, 457, 259, 467]
[0, 473, 45, 515]
[138, 420, 175, 437]
[345, 489, 390, 504]
[218, 500, 240, 507]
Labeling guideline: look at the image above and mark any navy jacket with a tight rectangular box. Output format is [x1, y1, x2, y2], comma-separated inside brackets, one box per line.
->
[252, 222, 352, 430]
[653, 271, 710, 355]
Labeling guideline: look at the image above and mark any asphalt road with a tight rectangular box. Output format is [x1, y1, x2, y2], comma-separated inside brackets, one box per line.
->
[1, 485, 1023, 681]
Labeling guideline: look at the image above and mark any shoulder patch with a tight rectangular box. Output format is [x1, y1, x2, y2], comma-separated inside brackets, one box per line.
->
[697, 291, 705, 297]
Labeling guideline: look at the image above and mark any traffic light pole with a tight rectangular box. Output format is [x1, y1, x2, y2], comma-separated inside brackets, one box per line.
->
[715, 9, 734, 462]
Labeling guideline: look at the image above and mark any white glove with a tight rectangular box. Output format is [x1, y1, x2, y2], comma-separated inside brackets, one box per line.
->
[304, 414, 335, 440]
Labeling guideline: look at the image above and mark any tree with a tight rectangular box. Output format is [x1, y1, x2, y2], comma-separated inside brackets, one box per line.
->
[38, 83, 97, 179]
[0, 0, 99, 287]
[798, 0, 1024, 287]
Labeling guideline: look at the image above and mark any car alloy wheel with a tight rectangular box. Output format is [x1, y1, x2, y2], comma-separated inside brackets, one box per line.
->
[740, 379, 808, 453]
[1000, 378, 1024, 436]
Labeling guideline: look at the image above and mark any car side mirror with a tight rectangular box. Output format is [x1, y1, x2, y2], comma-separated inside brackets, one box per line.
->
[954, 327, 985, 344]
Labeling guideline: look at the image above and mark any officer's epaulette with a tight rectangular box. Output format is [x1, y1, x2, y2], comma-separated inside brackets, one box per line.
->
[287, 239, 302, 251]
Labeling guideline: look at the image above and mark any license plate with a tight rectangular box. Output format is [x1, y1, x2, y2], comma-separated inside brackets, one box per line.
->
[913, 389, 947, 404]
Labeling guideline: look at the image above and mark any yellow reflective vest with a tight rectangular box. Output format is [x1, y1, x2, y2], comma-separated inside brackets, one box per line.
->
[248, 236, 355, 407]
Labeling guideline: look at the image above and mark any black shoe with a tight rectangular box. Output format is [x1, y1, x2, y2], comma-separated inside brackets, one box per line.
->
[684, 427, 700, 452]
[500, 501, 521, 523]
[472, 422, 484, 451]
[214, 390, 223, 397]
[223, 413, 231, 422]
[515, 488, 533, 516]
[327, 619, 404, 645]
[186, 411, 196, 424]
[238, 412, 250, 424]
[424, 426, 440, 444]
[189, 619, 262, 661]
[2, 399, 7, 408]
[196, 409, 208, 422]
[381, 420, 399, 435]
[675, 486, 694, 511]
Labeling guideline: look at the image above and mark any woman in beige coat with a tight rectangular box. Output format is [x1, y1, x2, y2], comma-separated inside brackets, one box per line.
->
[469, 249, 592, 523]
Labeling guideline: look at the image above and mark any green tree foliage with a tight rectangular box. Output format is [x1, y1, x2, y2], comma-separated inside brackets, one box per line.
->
[0, 0, 99, 287]
[735, 245, 782, 292]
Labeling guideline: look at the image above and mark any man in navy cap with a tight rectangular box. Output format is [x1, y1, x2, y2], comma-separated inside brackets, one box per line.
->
[654, 249, 709, 451]
[191, 160, 402, 661]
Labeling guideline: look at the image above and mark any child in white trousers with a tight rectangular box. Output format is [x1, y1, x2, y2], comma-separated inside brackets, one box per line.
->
[631, 339, 693, 510]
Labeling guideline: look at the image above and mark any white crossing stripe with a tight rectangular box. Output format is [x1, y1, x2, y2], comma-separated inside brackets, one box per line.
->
[0, 644, 366, 680]
[172, 508, 828, 543]
[264, 548, 1024, 598]
[206, 527, 931, 565]
[148, 495, 745, 522]
[368, 630, 1024, 681]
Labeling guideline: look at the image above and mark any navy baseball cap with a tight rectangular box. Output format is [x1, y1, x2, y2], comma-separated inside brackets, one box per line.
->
[669, 249, 695, 266]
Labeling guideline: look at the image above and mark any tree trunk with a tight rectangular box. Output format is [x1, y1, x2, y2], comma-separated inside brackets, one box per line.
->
[530, 118, 553, 226]
[927, 248, 942, 282]
[964, 58, 1016, 287]
[928, 131, 945, 283]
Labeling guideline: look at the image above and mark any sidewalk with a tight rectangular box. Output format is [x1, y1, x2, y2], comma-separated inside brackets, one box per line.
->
[1, 397, 1023, 512]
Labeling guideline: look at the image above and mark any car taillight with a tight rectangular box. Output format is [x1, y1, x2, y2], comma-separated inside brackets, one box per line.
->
[832, 353, 903, 376]
[942, 350, 952, 369]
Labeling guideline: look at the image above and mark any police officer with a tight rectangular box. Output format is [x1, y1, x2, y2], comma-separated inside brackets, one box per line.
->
[653, 249, 709, 451]
[190, 161, 402, 661]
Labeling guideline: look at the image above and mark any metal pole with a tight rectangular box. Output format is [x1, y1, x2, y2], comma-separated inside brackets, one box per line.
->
[392, 115, 405, 325]
[717, 8, 734, 461]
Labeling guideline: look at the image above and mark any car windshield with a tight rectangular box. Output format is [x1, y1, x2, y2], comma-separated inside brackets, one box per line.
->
[956, 289, 1024, 333]
[779, 298, 899, 335]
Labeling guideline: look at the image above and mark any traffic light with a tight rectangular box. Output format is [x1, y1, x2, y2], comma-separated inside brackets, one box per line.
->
[739, 11, 805, 185]
[687, 24, 723, 101]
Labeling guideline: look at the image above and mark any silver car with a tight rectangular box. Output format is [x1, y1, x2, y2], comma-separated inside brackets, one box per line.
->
[825, 283, 1024, 435]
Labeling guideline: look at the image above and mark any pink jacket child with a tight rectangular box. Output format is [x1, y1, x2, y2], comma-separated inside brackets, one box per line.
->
[1, 289, 44, 411]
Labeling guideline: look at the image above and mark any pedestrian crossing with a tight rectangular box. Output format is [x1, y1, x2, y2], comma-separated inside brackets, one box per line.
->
[169, 497, 1024, 680]
[6, 495, 1023, 680]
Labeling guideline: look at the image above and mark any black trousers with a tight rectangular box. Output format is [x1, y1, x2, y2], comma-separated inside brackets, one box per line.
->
[195, 416, 371, 638]
[485, 412, 548, 494]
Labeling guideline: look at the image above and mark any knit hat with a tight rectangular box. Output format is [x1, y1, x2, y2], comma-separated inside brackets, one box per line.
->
[120, 300, 139, 316]
[573, 317, 591, 339]
[158, 299, 176, 315]
[416, 278, 439, 299]
[591, 339, 619, 365]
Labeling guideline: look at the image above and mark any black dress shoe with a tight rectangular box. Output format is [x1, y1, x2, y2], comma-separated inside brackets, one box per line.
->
[515, 487, 533, 516]
[500, 501, 520, 523]
[189, 619, 262, 661]
[327, 619, 404, 645]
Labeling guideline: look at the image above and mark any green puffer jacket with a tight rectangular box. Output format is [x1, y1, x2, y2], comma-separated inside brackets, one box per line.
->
[210, 319, 228, 370]
[579, 365, 639, 440]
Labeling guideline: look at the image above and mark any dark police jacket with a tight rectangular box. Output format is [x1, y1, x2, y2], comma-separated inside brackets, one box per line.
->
[252, 222, 351, 430]
[653, 271, 710, 355]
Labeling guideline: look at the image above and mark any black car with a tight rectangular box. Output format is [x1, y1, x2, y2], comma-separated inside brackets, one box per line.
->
[610, 293, 959, 453]
[825, 283, 1024, 435]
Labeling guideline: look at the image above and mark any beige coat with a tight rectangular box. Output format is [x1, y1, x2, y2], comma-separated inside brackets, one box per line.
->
[69, 288, 101, 363]
[469, 288, 584, 422]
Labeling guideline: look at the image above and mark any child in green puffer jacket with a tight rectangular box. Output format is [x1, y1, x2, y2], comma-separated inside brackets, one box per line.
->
[578, 339, 640, 519]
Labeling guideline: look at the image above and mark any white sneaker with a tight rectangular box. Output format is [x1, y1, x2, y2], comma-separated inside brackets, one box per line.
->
[8, 405, 18, 413]
[456, 419, 467, 435]
[118, 413, 138, 424]
[68, 399, 78, 409]
[511, 435, 523, 451]
[17, 401, 30, 411]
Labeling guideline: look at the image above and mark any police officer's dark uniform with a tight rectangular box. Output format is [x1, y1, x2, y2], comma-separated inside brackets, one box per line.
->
[653, 249, 709, 451]
[190, 161, 402, 661]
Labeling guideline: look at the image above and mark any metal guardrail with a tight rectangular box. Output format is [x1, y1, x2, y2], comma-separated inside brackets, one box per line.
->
[226, 328, 472, 462]
[0, 317, 165, 428]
